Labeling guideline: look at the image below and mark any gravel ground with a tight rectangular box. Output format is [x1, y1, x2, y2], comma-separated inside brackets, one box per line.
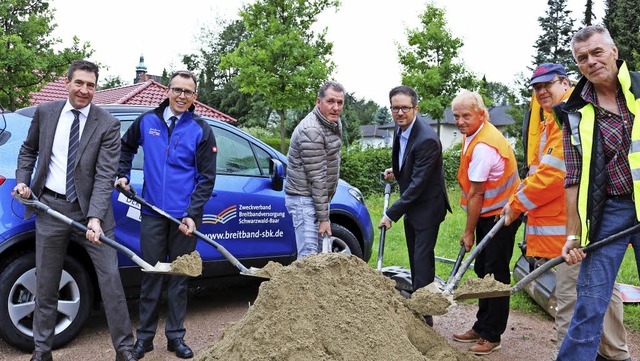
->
[1, 281, 638, 361]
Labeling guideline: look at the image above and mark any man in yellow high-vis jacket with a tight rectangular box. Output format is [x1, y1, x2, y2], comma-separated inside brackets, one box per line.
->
[556, 25, 640, 361]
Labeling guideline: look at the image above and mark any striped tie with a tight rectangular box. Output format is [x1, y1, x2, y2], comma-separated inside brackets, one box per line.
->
[66, 110, 80, 202]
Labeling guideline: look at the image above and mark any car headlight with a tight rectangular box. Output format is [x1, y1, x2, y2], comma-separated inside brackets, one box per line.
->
[348, 187, 365, 205]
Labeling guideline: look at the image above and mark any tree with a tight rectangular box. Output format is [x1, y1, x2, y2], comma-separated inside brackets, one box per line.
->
[397, 3, 477, 136]
[0, 0, 93, 110]
[220, 0, 338, 153]
[374, 107, 392, 125]
[99, 75, 126, 90]
[604, 0, 640, 71]
[532, 0, 577, 76]
[583, 0, 597, 26]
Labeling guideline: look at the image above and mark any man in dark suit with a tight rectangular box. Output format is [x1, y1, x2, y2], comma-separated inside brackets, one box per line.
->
[13, 60, 136, 361]
[378, 85, 451, 327]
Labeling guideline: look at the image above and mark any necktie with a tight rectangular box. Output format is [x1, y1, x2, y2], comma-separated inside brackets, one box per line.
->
[168, 116, 177, 137]
[66, 110, 80, 202]
[398, 130, 405, 169]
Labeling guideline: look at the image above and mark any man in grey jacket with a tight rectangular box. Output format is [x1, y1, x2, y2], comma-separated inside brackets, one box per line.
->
[285, 81, 344, 259]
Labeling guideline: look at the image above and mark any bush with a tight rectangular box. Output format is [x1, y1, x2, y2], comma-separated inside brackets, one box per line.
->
[340, 145, 392, 196]
[262, 137, 291, 153]
[443, 142, 461, 190]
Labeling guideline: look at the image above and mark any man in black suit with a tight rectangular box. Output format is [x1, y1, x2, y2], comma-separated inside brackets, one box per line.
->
[13, 60, 136, 361]
[378, 85, 451, 326]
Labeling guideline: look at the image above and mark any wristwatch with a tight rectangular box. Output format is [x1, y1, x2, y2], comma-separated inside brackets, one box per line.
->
[566, 235, 581, 242]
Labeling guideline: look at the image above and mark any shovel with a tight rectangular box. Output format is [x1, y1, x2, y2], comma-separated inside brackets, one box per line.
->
[455, 223, 640, 300]
[116, 184, 268, 279]
[442, 217, 506, 295]
[14, 194, 186, 276]
[376, 172, 397, 271]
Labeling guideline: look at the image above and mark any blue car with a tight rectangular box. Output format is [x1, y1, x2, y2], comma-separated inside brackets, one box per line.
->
[0, 105, 373, 351]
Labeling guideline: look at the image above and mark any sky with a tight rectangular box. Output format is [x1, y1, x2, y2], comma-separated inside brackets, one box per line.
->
[49, 0, 604, 106]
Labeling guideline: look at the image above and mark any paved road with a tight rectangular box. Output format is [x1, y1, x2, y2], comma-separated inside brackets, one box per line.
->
[0, 280, 260, 361]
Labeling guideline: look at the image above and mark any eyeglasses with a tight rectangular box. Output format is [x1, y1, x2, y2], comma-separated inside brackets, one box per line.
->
[391, 106, 415, 114]
[170, 87, 196, 98]
[532, 79, 562, 93]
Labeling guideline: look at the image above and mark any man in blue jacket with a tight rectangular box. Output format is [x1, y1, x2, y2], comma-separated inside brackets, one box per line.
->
[116, 70, 217, 359]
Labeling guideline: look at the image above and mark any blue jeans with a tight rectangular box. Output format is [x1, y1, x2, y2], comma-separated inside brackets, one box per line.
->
[285, 195, 322, 259]
[557, 199, 640, 360]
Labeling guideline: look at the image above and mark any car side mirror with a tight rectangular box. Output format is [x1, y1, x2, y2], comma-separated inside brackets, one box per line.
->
[269, 158, 284, 191]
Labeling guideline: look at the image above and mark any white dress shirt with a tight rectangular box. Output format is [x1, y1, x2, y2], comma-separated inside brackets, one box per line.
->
[44, 101, 90, 194]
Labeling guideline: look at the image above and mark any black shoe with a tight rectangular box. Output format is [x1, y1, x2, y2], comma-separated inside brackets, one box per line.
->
[115, 349, 138, 361]
[30, 351, 53, 361]
[424, 315, 433, 327]
[132, 339, 153, 359]
[167, 338, 194, 359]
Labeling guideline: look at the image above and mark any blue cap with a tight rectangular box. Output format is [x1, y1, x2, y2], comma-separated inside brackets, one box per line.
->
[530, 63, 568, 85]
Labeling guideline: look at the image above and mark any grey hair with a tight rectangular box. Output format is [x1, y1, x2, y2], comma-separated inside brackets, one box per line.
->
[571, 25, 616, 58]
[318, 81, 345, 99]
[451, 90, 489, 119]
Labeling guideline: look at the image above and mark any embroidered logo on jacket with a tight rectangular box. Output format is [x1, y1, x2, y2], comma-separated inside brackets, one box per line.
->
[149, 128, 161, 136]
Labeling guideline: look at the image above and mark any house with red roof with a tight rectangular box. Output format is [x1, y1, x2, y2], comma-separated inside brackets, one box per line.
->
[28, 56, 236, 123]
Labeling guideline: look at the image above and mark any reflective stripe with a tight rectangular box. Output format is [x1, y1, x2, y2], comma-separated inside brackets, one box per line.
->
[526, 224, 566, 236]
[540, 154, 566, 172]
[484, 172, 519, 199]
[528, 165, 539, 176]
[631, 140, 640, 153]
[568, 113, 582, 155]
[481, 199, 508, 214]
[632, 168, 640, 181]
[538, 127, 548, 160]
[516, 190, 537, 210]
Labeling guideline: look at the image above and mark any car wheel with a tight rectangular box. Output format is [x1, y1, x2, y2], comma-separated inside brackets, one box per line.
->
[329, 224, 363, 259]
[0, 253, 93, 352]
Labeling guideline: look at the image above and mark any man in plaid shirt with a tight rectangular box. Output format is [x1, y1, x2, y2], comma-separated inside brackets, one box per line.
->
[556, 25, 640, 361]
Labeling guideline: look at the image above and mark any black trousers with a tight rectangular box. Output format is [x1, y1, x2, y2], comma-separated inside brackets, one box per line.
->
[404, 219, 441, 291]
[472, 215, 521, 343]
[136, 214, 198, 342]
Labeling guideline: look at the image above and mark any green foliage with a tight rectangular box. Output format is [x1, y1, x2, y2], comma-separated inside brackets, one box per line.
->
[604, 0, 640, 71]
[374, 107, 392, 125]
[442, 142, 461, 190]
[397, 3, 478, 136]
[0, 0, 93, 110]
[262, 137, 291, 153]
[99, 75, 126, 90]
[532, 0, 578, 76]
[339, 145, 392, 196]
[221, 0, 339, 153]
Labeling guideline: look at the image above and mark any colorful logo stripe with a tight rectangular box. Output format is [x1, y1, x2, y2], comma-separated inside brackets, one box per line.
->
[203, 205, 237, 224]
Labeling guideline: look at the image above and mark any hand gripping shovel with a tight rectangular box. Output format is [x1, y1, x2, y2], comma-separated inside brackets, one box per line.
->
[442, 217, 506, 295]
[455, 222, 640, 300]
[14, 194, 186, 276]
[116, 184, 267, 279]
[377, 172, 397, 271]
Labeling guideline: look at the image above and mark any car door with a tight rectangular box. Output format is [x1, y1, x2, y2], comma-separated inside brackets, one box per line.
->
[197, 124, 296, 260]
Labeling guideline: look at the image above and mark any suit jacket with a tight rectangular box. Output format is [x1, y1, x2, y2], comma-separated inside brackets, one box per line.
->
[386, 114, 451, 228]
[16, 100, 120, 229]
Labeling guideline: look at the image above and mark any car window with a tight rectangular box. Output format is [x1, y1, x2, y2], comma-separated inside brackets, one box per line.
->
[119, 119, 144, 170]
[252, 144, 272, 176]
[214, 127, 262, 176]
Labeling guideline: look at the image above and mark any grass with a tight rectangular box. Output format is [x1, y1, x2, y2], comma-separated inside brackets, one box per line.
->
[365, 188, 640, 331]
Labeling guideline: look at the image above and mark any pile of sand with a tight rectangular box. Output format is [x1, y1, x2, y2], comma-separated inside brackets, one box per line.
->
[196, 253, 479, 360]
[170, 251, 203, 277]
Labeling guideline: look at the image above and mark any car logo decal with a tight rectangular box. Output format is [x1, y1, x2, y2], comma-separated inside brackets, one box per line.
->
[203, 205, 237, 224]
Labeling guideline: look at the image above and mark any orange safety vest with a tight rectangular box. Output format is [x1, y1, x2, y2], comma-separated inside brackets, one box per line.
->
[458, 121, 520, 217]
[510, 90, 572, 258]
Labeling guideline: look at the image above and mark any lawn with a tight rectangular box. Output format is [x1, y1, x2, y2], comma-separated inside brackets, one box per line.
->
[365, 188, 640, 331]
